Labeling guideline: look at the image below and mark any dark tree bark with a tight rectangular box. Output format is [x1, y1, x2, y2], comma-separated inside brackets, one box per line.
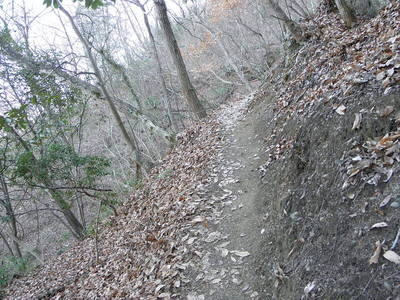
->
[5, 124, 85, 240]
[0, 175, 22, 257]
[335, 0, 356, 27]
[59, 5, 147, 178]
[266, 0, 304, 42]
[134, 0, 179, 132]
[153, 0, 207, 119]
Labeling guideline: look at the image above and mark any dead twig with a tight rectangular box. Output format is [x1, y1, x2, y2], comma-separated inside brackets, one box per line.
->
[94, 200, 103, 263]
[390, 226, 400, 250]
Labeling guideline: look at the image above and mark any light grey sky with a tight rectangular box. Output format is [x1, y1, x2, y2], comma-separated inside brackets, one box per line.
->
[0, 0, 187, 54]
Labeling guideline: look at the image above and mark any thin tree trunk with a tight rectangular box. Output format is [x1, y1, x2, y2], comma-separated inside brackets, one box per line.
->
[0, 39, 172, 146]
[196, 20, 252, 92]
[266, 0, 303, 42]
[335, 0, 356, 28]
[98, 49, 144, 112]
[0, 229, 14, 256]
[6, 125, 85, 240]
[46, 187, 85, 239]
[59, 5, 147, 177]
[135, 1, 179, 132]
[0, 175, 22, 258]
[153, 0, 206, 119]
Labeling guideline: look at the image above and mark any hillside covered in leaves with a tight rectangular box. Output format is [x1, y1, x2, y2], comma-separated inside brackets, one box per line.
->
[2, 0, 400, 299]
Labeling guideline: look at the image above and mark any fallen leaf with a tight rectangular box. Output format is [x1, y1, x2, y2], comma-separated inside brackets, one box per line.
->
[155, 284, 165, 294]
[380, 195, 392, 208]
[352, 113, 362, 130]
[335, 104, 346, 115]
[369, 241, 382, 265]
[384, 168, 394, 182]
[250, 291, 259, 297]
[159, 292, 171, 298]
[304, 281, 316, 295]
[187, 293, 205, 300]
[382, 77, 391, 88]
[220, 248, 229, 257]
[377, 133, 400, 150]
[376, 71, 386, 81]
[370, 222, 388, 230]
[395, 111, 400, 123]
[204, 232, 222, 243]
[383, 250, 400, 264]
[192, 216, 205, 224]
[384, 156, 394, 165]
[379, 106, 394, 117]
[231, 250, 250, 257]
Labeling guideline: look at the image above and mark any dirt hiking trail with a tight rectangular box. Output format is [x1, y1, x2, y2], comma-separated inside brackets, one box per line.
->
[182, 93, 270, 300]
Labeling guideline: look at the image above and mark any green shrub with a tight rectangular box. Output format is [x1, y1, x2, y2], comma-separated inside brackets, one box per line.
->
[0, 256, 30, 288]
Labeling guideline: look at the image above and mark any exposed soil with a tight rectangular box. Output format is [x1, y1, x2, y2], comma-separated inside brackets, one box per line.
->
[180, 93, 271, 300]
[257, 89, 400, 300]
[3, 3, 400, 299]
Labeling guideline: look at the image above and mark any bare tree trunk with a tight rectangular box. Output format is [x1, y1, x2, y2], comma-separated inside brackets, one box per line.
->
[5, 124, 86, 240]
[195, 19, 252, 92]
[1, 38, 175, 148]
[266, 0, 303, 42]
[153, 0, 207, 119]
[46, 187, 85, 240]
[335, 0, 356, 28]
[0, 175, 22, 258]
[0, 229, 14, 256]
[97, 49, 144, 112]
[59, 5, 147, 177]
[134, 1, 179, 132]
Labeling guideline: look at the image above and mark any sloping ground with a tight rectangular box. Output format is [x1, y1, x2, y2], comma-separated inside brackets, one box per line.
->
[3, 92, 259, 299]
[254, 2, 400, 299]
[179, 93, 269, 300]
[4, 2, 400, 300]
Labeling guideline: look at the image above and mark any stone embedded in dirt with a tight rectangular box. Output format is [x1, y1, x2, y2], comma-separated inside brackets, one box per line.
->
[231, 250, 250, 257]
[304, 281, 316, 295]
[211, 278, 221, 284]
[380, 195, 392, 208]
[192, 216, 206, 224]
[187, 237, 196, 245]
[220, 248, 229, 257]
[335, 104, 346, 115]
[370, 222, 389, 230]
[352, 113, 362, 130]
[204, 231, 223, 243]
[232, 277, 242, 285]
[390, 201, 400, 208]
[250, 291, 259, 297]
[383, 250, 400, 264]
[187, 293, 205, 300]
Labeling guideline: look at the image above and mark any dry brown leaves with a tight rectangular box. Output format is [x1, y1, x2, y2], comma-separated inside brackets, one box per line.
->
[257, 1, 400, 174]
[343, 130, 400, 187]
[4, 118, 224, 299]
[271, 1, 400, 120]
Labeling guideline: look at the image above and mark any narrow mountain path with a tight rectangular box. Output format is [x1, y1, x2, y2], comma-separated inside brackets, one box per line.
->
[182, 93, 268, 299]
[4, 90, 272, 299]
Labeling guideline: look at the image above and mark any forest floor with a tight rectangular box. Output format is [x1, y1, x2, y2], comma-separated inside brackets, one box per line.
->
[4, 2, 400, 299]
[180, 93, 270, 300]
[3, 90, 271, 300]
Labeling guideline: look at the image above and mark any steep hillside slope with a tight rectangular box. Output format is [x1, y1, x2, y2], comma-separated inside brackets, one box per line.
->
[254, 2, 400, 299]
[3, 2, 400, 300]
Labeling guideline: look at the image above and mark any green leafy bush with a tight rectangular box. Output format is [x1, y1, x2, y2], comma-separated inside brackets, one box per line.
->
[0, 256, 30, 288]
